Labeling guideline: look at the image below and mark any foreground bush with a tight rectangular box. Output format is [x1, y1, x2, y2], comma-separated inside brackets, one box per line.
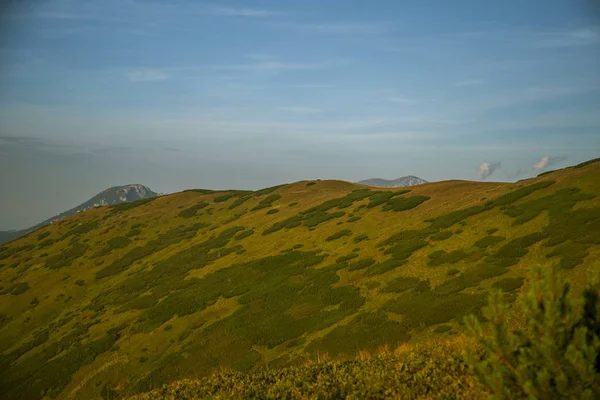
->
[129, 339, 485, 400]
[465, 263, 600, 399]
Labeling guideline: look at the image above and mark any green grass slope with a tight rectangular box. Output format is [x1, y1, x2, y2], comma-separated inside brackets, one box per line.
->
[0, 160, 599, 399]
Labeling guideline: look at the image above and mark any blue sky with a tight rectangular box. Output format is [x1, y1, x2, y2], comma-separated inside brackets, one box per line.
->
[1, 0, 599, 229]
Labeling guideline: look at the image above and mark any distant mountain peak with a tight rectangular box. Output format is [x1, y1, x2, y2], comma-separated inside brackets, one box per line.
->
[358, 176, 428, 188]
[0, 184, 159, 245]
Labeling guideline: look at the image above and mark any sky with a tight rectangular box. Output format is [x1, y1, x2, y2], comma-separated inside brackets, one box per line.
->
[0, 0, 599, 230]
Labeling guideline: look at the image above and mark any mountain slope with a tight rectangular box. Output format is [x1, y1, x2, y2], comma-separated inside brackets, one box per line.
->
[0, 184, 159, 245]
[0, 161, 599, 399]
[358, 175, 428, 187]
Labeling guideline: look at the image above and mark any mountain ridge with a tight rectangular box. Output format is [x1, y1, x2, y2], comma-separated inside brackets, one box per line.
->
[358, 175, 428, 187]
[0, 184, 159, 245]
[0, 159, 598, 399]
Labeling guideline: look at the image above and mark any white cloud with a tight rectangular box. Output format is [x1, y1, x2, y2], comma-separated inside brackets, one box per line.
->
[532, 155, 567, 171]
[126, 69, 170, 82]
[476, 161, 501, 180]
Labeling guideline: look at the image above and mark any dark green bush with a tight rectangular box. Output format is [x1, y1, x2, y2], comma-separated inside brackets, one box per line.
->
[354, 233, 369, 243]
[336, 253, 359, 263]
[251, 194, 282, 211]
[229, 196, 252, 210]
[382, 196, 430, 212]
[491, 277, 524, 292]
[473, 235, 505, 249]
[347, 216, 361, 223]
[110, 197, 158, 213]
[234, 230, 254, 241]
[430, 231, 452, 241]
[178, 202, 209, 218]
[326, 229, 352, 242]
[364, 258, 408, 276]
[465, 264, 600, 400]
[266, 209, 279, 215]
[381, 276, 420, 293]
[288, 202, 298, 207]
[306, 181, 316, 186]
[347, 258, 376, 271]
[108, 236, 131, 249]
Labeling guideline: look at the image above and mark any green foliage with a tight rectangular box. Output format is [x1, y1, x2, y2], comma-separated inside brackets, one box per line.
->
[381, 276, 420, 293]
[491, 277, 524, 292]
[229, 196, 251, 210]
[385, 289, 487, 330]
[0, 243, 36, 261]
[430, 206, 487, 229]
[130, 339, 483, 400]
[364, 258, 408, 276]
[184, 189, 215, 194]
[0, 281, 30, 295]
[234, 230, 254, 241]
[38, 238, 55, 248]
[485, 180, 555, 207]
[108, 236, 131, 249]
[447, 268, 461, 276]
[486, 228, 499, 235]
[336, 253, 359, 263]
[347, 216, 361, 223]
[0, 327, 123, 400]
[366, 192, 396, 208]
[465, 264, 600, 400]
[110, 197, 158, 213]
[178, 202, 209, 218]
[37, 231, 50, 240]
[252, 184, 286, 197]
[430, 231, 452, 241]
[266, 208, 279, 215]
[473, 235, 505, 249]
[251, 194, 281, 211]
[574, 157, 600, 168]
[288, 202, 298, 207]
[306, 181, 316, 186]
[126, 228, 142, 237]
[315, 312, 410, 356]
[347, 258, 376, 271]
[326, 229, 352, 242]
[75, 280, 85, 286]
[45, 242, 88, 269]
[96, 223, 209, 279]
[382, 196, 430, 212]
[546, 241, 590, 269]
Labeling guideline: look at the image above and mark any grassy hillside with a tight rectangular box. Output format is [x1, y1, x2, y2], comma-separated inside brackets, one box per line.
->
[0, 159, 598, 399]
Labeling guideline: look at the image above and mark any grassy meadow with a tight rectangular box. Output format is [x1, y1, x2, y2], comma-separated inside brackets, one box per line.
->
[0, 159, 599, 399]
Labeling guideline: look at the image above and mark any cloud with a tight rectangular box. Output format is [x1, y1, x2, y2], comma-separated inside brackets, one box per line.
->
[532, 155, 567, 171]
[164, 148, 181, 152]
[126, 69, 170, 82]
[453, 79, 484, 87]
[476, 161, 501, 180]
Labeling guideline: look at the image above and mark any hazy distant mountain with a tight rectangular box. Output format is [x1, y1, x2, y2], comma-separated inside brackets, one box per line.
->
[358, 176, 428, 188]
[0, 184, 159, 245]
